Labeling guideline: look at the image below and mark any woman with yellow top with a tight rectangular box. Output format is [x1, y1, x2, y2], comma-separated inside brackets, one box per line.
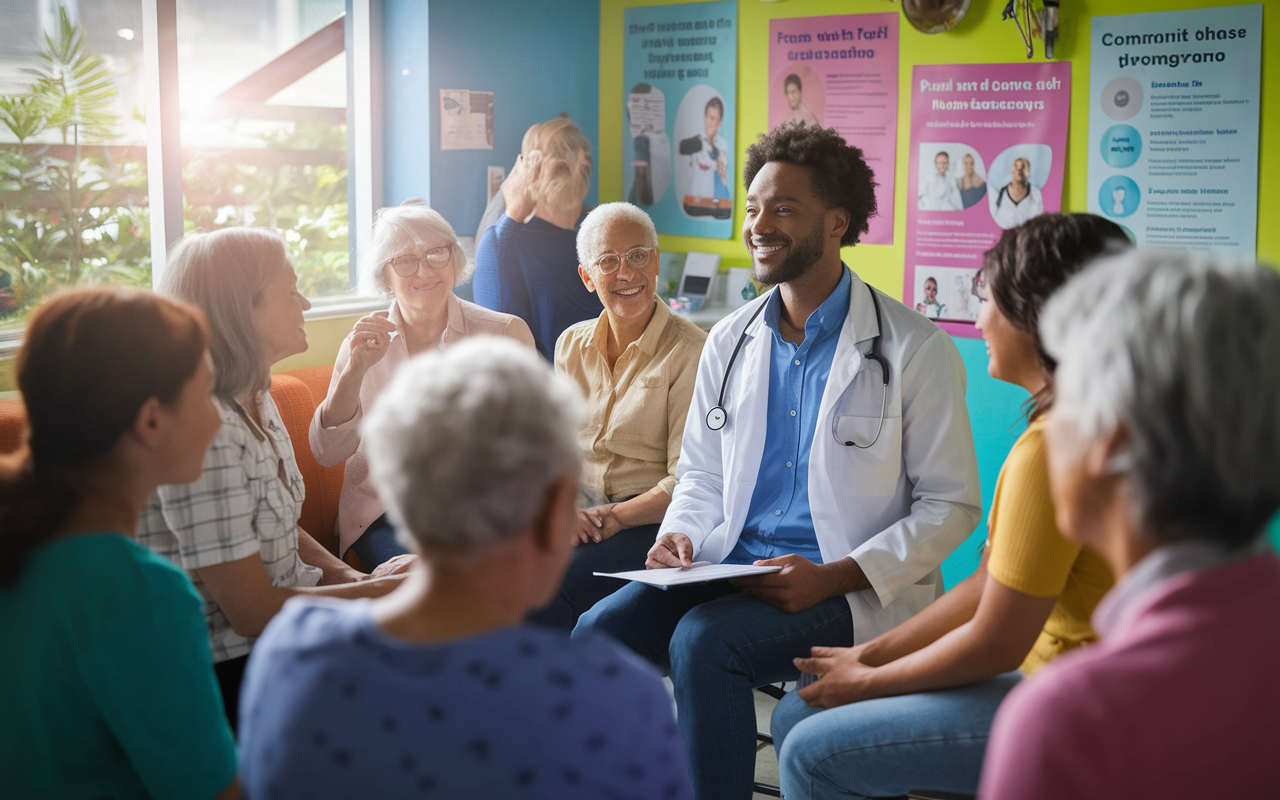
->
[770, 213, 1130, 800]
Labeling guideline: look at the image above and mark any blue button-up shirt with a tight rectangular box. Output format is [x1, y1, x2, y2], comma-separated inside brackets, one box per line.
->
[725, 267, 851, 565]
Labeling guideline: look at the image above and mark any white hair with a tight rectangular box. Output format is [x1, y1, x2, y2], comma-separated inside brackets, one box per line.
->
[1041, 250, 1280, 548]
[575, 202, 659, 270]
[360, 336, 584, 552]
[358, 199, 471, 297]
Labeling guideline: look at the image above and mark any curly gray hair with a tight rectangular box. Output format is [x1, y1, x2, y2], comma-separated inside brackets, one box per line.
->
[1041, 250, 1280, 549]
[361, 336, 584, 553]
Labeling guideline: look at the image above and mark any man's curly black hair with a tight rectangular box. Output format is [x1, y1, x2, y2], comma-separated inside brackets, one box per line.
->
[742, 123, 878, 247]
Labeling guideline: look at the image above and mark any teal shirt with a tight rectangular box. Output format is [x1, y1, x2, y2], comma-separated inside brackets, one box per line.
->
[0, 533, 237, 799]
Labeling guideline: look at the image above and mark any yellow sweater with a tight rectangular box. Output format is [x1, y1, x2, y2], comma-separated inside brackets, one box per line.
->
[987, 417, 1115, 674]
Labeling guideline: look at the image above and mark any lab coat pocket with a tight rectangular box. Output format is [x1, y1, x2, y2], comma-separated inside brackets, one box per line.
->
[830, 415, 902, 496]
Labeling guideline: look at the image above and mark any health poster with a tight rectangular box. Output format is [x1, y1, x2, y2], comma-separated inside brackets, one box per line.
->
[768, 13, 899, 245]
[904, 62, 1071, 339]
[623, 1, 737, 239]
[1087, 5, 1262, 254]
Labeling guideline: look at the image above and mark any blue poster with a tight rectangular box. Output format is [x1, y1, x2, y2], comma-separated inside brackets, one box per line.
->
[1087, 5, 1262, 255]
[623, 1, 737, 239]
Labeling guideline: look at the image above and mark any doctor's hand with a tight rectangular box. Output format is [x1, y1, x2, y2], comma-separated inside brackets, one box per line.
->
[793, 644, 882, 709]
[731, 554, 868, 614]
[646, 533, 694, 569]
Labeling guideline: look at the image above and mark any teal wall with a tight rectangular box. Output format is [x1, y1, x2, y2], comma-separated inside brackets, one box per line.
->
[382, 0, 601, 235]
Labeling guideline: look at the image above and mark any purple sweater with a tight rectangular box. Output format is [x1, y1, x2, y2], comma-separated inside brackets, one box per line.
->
[980, 552, 1280, 800]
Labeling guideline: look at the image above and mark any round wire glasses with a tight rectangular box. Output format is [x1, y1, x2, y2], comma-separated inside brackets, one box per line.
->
[593, 246, 654, 275]
[386, 246, 452, 277]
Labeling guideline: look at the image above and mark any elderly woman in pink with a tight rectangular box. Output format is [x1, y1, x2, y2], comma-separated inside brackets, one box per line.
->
[311, 199, 535, 566]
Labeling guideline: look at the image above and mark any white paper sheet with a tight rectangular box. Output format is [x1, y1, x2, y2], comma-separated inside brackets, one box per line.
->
[594, 561, 782, 590]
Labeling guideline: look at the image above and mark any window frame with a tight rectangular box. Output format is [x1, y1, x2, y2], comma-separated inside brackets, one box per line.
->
[0, 0, 386, 358]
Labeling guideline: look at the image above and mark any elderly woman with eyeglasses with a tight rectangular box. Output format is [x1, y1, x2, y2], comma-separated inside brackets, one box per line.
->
[311, 199, 535, 567]
[527, 202, 706, 631]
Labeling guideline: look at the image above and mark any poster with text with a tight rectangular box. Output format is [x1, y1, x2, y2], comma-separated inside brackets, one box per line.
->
[904, 62, 1071, 339]
[439, 90, 494, 150]
[768, 13, 898, 245]
[623, 1, 737, 239]
[1087, 5, 1262, 254]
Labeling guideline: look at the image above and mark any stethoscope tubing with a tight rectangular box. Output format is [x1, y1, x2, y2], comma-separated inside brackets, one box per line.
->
[706, 283, 891, 449]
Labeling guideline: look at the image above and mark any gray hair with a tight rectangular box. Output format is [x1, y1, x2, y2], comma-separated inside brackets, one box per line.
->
[158, 227, 288, 401]
[576, 202, 659, 271]
[1041, 250, 1280, 548]
[361, 336, 584, 553]
[359, 199, 470, 297]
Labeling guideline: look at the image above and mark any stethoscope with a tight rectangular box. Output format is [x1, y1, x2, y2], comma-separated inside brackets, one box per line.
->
[705, 284, 890, 449]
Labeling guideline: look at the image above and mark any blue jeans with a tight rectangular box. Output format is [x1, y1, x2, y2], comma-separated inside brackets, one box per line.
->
[573, 581, 854, 800]
[771, 671, 1022, 800]
[348, 513, 406, 567]
[526, 523, 657, 631]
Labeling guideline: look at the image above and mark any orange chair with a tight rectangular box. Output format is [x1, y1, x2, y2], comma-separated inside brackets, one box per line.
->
[0, 366, 346, 557]
[269, 365, 345, 556]
[0, 398, 25, 455]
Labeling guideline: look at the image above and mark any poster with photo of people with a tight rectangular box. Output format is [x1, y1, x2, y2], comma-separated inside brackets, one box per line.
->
[623, 1, 738, 238]
[904, 62, 1071, 338]
[768, 13, 899, 245]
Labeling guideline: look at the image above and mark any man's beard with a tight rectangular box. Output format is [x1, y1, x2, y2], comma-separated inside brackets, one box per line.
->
[751, 217, 826, 285]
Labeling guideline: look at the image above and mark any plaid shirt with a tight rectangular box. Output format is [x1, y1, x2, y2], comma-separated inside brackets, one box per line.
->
[138, 394, 322, 662]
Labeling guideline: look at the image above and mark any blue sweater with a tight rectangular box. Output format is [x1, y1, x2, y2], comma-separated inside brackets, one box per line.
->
[473, 214, 603, 360]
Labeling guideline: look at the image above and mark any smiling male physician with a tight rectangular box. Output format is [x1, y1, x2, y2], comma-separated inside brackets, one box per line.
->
[575, 123, 981, 800]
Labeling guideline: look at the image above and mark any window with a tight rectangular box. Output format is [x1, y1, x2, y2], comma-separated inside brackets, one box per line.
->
[1, 0, 366, 343]
[176, 0, 352, 299]
[0, 1, 150, 333]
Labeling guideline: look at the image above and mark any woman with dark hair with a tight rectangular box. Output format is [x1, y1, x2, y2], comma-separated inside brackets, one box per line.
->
[0, 288, 238, 799]
[770, 213, 1130, 800]
[138, 227, 405, 733]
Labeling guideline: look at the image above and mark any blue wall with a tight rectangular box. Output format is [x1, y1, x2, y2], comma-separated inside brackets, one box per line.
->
[383, 0, 600, 237]
[382, 0, 431, 209]
[940, 338, 1029, 588]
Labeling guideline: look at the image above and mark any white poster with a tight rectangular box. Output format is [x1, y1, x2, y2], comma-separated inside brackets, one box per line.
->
[1087, 5, 1262, 254]
[439, 89, 494, 151]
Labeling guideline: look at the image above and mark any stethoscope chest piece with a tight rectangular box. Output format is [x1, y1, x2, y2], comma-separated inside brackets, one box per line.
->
[706, 406, 727, 431]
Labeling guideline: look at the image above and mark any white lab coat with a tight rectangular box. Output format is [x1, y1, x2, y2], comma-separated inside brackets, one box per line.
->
[689, 132, 728, 199]
[918, 171, 963, 211]
[661, 272, 982, 643]
[991, 183, 1044, 229]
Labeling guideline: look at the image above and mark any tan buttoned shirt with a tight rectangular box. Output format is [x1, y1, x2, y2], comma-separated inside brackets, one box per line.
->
[555, 297, 707, 506]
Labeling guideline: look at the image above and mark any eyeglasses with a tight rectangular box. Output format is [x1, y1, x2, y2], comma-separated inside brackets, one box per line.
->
[593, 247, 654, 275]
[386, 246, 452, 277]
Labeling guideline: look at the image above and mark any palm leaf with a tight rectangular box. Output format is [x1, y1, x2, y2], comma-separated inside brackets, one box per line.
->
[22, 7, 119, 142]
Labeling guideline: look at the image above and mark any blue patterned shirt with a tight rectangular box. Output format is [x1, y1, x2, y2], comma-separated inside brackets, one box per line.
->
[239, 599, 691, 800]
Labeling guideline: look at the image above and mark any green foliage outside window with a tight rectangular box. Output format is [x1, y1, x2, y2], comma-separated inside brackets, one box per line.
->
[0, 9, 352, 331]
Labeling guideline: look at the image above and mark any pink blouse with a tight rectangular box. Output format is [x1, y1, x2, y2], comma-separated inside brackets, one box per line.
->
[310, 293, 535, 555]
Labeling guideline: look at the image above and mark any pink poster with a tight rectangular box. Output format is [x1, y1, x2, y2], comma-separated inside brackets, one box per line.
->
[905, 62, 1071, 338]
[768, 13, 898, 245]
